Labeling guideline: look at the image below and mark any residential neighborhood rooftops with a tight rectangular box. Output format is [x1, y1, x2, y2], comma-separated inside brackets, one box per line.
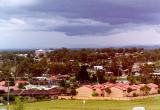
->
[11, 88, 60, 96]
[82, 82, 158, 91]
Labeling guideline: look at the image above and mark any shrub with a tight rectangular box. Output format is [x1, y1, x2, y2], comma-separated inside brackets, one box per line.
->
[3, 94, 15, 102]
[35, 95, 49, 101]
[132, 93, 138, 97]
[158, 88, 160, 94]
[70, 89, 77, 96]
[105, 88, 111, 95]
[18, 83, 27, 89]
[140, 85, 151, 95]
[92, 91, 99, 97]
[13, 97, 24, 110]
[0, 90, 5, 95]
[127, 87, 133, 93]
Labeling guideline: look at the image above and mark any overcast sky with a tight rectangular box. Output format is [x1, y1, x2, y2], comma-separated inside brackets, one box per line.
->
[1, 0, 160, 49]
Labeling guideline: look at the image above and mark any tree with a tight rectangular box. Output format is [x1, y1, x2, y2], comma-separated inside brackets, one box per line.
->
[0, 61, 13, 81]
[30, 62, 47, 77]
[127, 87, 133, 96]
[127, 75, 138, 84]
[140, 85, 151, 95]
[127, 87, 133, 93]
[48, 63, 67, 75]
[140, 64, 155, 76]
[96, 70, 106, 84]
[76, 65, 89, 83]
[107, 76, 117, 83]
[105, 88, 111, 96]
[92, 91, 99, 97]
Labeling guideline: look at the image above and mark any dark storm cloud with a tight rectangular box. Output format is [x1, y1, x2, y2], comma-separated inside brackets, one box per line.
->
[1, 0, 160, 36]
[2, 0, 160, 48]
[24, 0, 160, 35]
[28, 0, 160, 24]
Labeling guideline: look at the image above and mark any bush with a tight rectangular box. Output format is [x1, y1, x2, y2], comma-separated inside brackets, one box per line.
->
[70, 89, 77, 96]
[127, 87, 133, 93]
[92, 91, 99, 97]
[3, 94, 15, 102]
[35, 95, 49, 101]
[5, 79, 15, 86]
[0, 90, 5, 95]
[158, 88, 160, 94]
[132, 93, 138, 97]
[105, 88, 111, 95]
[18, 83, 27, 89]
[13, 97, 24, 110]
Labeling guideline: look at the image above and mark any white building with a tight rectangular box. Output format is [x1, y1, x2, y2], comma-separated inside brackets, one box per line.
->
[94, 66, 103, 70]
[16, 54, 28, 58]
[35, 49, 46, 57]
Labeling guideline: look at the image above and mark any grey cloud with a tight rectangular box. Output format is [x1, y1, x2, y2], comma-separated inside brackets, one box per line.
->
[1, 0, 160, 36]
[28, 0, 160, 24]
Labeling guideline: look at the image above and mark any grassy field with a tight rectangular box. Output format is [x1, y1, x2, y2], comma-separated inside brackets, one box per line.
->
[1, 97, 160, 110]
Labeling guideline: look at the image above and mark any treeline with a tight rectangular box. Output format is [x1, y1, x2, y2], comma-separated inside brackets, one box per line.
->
[48, 48, 144, 62]
[1, 48, 160, 81]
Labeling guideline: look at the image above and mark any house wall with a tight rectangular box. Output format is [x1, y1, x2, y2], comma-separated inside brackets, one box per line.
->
[109, 87, 126, 98]
[149, 87, 158, 94]
[76, 84, 159, 98]
[95, 88, 104, 96]
[76, 86, 93, 97]
[127, 89, 140, 97]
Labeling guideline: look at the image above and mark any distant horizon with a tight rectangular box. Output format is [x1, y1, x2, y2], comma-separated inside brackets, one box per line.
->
[1, 44, 160, 51]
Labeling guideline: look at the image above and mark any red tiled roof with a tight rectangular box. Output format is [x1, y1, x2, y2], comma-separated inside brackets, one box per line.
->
[20, 89, 60, 96]
[113, 85, 127, 91]
[147, 83, 158, 88]
[49, 76, 57, 80]
[21, 89, 36, 96]
[15, 80, 28, 83]
[0, 86, 19, 92]
[93, 84, 105, 90]
[82, 83, 158, 92]
[48, 88, 60, 95]
[103, 83, 115, 88]
[139, 84, 145, 87]
[129, 85, 138, 90]
[84, 85, 93, 89]
[32, 90, 48, 95]
[132, 84, 141, 89]
[0, 81, 5, 86]
[11, 90, 23, 95]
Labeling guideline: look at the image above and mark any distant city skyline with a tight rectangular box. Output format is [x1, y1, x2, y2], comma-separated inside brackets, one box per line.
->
[1, 0, 160, 49]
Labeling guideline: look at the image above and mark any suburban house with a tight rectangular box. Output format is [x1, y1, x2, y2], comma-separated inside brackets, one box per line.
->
[11, 87, 61, 99]
[147, 83, 158, 94]
[76, 83, 158, 98]
[150, 72, 160, 78]
[93, 66, 104, 70]
[132, 63, 141, 73]
[16, 54, 28, 58]
[0, 81, 5, 86]
[76, 85, 93, 97]
[35, 49, 46, 57]
[0, 86, 19, 92]
[15, 80, 29, 87]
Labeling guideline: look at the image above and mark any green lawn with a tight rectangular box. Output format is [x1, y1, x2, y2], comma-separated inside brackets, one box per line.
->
[4, 97, 160, 110]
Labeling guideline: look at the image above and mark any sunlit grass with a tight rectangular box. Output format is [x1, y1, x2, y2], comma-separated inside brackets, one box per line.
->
[5, 96, 160, 110]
